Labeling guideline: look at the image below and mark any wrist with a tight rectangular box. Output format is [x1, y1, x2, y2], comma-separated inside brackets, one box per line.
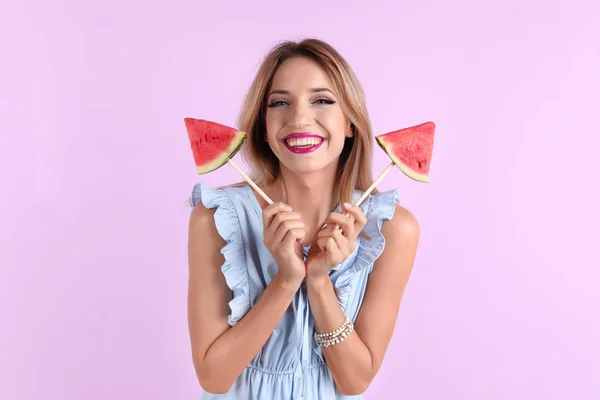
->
[274, 272, 303, 292]
[305, 273, 331, 289]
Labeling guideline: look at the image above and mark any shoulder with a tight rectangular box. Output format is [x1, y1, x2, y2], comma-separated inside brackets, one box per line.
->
[368, 204, 420, 281]
[189, 202, 219, 238]
[381, 204, 420, 245]
[190, 181, 250, 211]
[188, 181, 250, 246]
[190, 200, 216, 220]
[188, 202, 230, 267]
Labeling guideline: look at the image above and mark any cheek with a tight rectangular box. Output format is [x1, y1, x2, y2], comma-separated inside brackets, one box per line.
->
[317, 107, 346, 126]
[264, 112, 280, 140]
[322, 115, 349, 140]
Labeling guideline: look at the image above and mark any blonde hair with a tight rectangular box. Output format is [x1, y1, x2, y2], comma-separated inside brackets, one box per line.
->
[236, 38, 378, 206]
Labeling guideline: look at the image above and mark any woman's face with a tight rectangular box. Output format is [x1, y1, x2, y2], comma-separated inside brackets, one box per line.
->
[265, 56, 352, 175]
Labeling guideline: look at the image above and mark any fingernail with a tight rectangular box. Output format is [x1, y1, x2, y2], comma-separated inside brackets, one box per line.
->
[344, 202, 352, 209]
[284, 205, 293, 211]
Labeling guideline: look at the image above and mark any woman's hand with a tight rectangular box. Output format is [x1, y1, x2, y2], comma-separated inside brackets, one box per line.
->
[263, 202, 306, 285]
[305, 203, 368, 279]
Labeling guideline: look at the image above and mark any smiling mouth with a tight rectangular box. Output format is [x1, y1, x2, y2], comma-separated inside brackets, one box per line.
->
[284, 137, 324, 148]
[282, 136, 325, 154]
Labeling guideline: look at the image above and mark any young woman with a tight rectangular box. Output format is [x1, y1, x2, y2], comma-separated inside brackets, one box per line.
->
[187, 38, 420, 399]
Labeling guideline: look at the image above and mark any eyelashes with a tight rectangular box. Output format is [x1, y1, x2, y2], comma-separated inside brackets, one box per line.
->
[266, 98, 336, 108]
[314, 99, 336, 105]
[266, 100, 288, 108]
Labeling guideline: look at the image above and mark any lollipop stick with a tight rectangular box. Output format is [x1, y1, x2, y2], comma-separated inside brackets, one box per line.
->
[354, 161, 395, 207]
[227, 159, 274, 205]
[317, 161, 396, 252]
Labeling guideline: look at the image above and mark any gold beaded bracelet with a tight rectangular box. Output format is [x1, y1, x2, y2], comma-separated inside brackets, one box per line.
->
[314, 316, 354, 347]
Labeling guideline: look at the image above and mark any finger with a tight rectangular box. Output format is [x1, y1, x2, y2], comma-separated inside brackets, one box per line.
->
[274, 220, 305, 244]
[317, 226, 337, 250]
[343, 203, 367, 227]
[317, 224, 337, 238]
[266, 211, 302, 237]
[324, 237, 343, 264]
[263, 203, 294, 228]
[324, 212, 354, 237]
[317, 236, 329, 250]
[330, 227, 351, 254]
[317, 228, 347, 251]
[283, 228, 306, 247]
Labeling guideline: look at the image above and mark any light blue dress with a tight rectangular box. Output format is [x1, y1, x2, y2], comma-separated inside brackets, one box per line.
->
[190, 182, 400, 400]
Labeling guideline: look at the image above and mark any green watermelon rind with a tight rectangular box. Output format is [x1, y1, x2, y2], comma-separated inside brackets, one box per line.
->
[194, 131, 247, 175]
[376, 136, 430, 183]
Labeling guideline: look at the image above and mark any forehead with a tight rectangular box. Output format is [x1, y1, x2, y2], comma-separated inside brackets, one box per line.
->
[270, 57, 333, 91]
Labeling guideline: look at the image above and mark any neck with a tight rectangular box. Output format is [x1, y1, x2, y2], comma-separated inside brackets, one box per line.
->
[271, 163, 340, 242]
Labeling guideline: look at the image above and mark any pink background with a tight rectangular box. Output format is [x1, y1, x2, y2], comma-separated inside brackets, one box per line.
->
[1, 1, 599, 399]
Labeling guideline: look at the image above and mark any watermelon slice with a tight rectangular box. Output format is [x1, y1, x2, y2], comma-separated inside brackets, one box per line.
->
[375, 121, 435, 183]
[184, 118, 247, 174]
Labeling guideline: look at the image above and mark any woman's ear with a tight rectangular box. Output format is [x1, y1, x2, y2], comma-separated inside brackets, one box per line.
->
[347, 124, 355, 138]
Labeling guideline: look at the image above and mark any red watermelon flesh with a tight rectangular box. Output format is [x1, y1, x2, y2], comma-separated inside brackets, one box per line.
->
[376, 121, 435, 183]
[184, 118, 247, 174]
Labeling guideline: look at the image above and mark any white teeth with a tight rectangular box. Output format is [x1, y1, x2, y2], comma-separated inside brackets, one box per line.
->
[285, 137, 323, 147]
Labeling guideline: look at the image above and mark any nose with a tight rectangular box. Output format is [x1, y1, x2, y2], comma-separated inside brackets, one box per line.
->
[290, 102, 313, 129]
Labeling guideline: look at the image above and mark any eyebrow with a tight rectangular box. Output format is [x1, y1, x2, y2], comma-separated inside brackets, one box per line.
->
[268, 87, 335, 96]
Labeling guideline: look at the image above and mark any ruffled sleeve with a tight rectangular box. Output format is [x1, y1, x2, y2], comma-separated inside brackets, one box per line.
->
[333, 188, 400, 313]
[190, 182, 250, 326]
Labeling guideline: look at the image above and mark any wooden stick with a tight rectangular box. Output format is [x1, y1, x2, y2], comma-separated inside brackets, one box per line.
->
[228, 157, 394, 209]
[320, 161, 396, 249]
[354, 161, 395, 207]
[227, 159, 274, 205]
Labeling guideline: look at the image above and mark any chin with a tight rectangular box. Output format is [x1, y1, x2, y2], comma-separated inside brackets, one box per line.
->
[280, 157, 339, 175]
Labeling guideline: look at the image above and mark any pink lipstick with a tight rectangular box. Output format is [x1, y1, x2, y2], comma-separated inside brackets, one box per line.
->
[282, 132, 325, 154]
